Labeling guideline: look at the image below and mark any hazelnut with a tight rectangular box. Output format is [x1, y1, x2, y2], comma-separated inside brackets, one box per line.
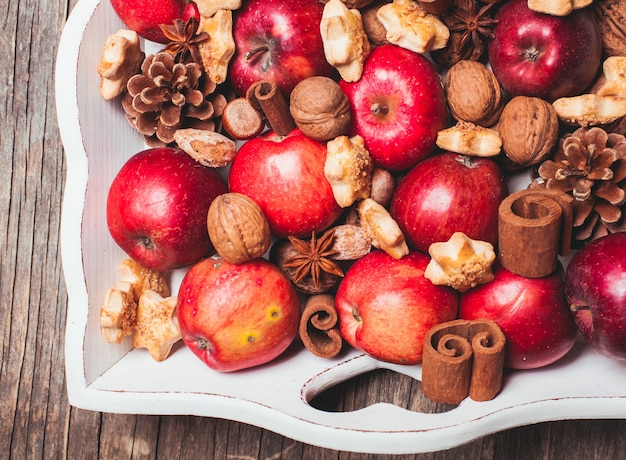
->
[444, 60, 504, 127]
[361, 0, 390, 46]
[289, 76, 351, 141]
[496, 96, 559, 167]
[207, 193, 271, 264]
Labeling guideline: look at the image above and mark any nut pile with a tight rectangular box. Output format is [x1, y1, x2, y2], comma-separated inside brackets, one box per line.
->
[97, 0, 626, 376]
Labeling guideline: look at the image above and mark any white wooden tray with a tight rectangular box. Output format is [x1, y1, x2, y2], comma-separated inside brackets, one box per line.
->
[55, 0, 626, 454]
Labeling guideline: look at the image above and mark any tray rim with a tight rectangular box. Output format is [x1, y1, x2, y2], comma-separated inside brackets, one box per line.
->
[55, 0, 626, 454]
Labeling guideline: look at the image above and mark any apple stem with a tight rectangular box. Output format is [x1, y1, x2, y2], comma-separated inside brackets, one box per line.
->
[570, 303, 590, 312]
[522, 47, 541, 63]
[244, 45, 270, 63]
[370, 102, 389, 116]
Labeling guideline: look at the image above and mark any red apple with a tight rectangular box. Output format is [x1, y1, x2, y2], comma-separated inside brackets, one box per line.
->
[565, 232, 626, 361]
[229, 0, 335, 98]
[177, 257, 301, 372]
[460, 263, 578, 369]
[228, 129, 343, 239]
[390, 152, 508, 254]
[338, 44, 447, 172]
[109, 0, 200, 44]
[335, 250, 458, 365]
[106, 147, 226, 271]
[487, 0, 602, 101]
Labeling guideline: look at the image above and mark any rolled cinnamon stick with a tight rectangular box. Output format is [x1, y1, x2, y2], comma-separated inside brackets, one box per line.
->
[422, 319, 506, 405]
[468, 324, 506, 402]
[247, 80, 296, 136]
[498, 189, 574, 278]
[299, 294, 343, 358]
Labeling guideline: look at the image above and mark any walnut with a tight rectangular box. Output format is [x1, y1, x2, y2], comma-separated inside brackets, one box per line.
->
[444, 60, 504, 127]
[325, 135, 374, 207]
[594, 0, 626, 56]
[436, 121, 502, 157]
[377, 0, 449, 54]
[97, 29, 145, 100]
[424, 232, 496, 293]
[207, 193, 272, 264]
[496, 96, 560, 168]
[320, 0, 371, 82]
[289, 76, 351, 141]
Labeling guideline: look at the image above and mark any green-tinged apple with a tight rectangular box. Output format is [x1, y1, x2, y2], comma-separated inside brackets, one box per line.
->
[106, 147, 226, 271]
[335, 250, 458, 365]
[565, 232, 626, 361]
[177, 257, 301, 372]
[228, 128, 343, 239]
[339, 44, 447, 171]
[460, 263, 578, 369]
[109, 0, 200, 44]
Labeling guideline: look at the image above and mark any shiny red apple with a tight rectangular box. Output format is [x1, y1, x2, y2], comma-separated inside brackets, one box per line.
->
[338, 44, 447, 171]
[335, 250, 458, 365]
[565, 232, 626, 361]
[228, 128, 343, 239]
[460, 263, 578, 369]
[488, 0, 602, 101]
[390, 152, 508, 254]
[177, 257, 301, 372]
[229, 0, 335, 98]
[106, 147, 226, 271]
[109, 0, 200, 44]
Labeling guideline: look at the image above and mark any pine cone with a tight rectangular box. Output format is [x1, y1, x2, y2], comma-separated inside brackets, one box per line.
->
[531, 127, 626, 243]
[122, 52, 228, 146]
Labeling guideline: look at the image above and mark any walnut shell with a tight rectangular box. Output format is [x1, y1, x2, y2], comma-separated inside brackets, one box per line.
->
[444, 60, 504, 127]
[496, 96, 559, 168]
[289, 76, 351, 141]
[594, 0, 626, 57]
[207, 193, 271, 264]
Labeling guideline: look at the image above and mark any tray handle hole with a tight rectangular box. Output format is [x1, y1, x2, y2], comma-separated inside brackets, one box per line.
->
[308, 368, 458, 414]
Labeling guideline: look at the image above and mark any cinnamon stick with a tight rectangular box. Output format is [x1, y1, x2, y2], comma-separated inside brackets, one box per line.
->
[299, 294, 343, 358]
[246, 80, 296, 136]
[498, 189, 574, 278]
[421, 319, 506, 405]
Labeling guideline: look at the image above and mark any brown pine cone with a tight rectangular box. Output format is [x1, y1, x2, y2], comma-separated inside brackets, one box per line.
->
[531, 127, 626, 243]
[122, 52, 228, 147]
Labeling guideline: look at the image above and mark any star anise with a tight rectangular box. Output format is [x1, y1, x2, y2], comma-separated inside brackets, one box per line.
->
[432, 0, 499, 67]
[160, 17, 208, 66]
[283, 229, 344, 289]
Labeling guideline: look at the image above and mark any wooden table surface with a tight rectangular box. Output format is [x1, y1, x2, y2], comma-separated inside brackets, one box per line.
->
[2, 0, 626, 458]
